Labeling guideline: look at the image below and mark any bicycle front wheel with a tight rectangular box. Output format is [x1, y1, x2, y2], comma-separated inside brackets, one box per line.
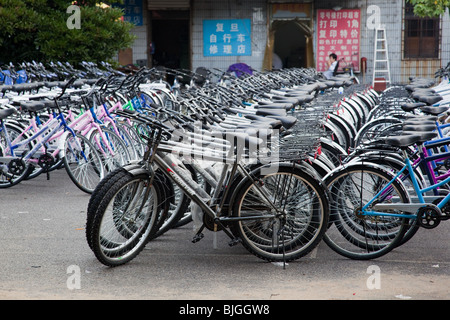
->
[86, 168, 161, 267]
[64, 133, 105, 193]
[230, 165, 329, 262]
[89, 127, 131, 173]
[324, 163, 410, 260]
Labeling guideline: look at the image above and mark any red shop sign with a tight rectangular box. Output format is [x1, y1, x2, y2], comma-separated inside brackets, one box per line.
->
[316, 9, 361, 73]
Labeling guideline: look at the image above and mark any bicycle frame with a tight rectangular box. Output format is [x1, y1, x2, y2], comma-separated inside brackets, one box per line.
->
[127, 116, 286, 240]
[65, 104, 118, 158]
[0, 110, 79, 166]
[362, 149, 450, 220]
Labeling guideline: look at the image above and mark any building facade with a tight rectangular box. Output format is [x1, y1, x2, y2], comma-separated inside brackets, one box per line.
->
[118, 0, 450, 84]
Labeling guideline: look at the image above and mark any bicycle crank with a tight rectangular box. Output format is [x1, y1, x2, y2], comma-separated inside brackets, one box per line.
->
[8, 159, 26, 176]
[38, 153, 55, 170]
[417, 205, 441, 229]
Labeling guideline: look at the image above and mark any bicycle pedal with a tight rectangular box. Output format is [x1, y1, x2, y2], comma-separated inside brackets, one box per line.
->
[228, 237, 241, 247]
[192, 233, 204, 243]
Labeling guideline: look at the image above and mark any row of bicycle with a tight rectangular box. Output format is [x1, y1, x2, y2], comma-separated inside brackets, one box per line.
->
[83, 68, 386, 266]
[0, 65, 360, 190]
[8, 63, 449, 266]
[0, 65, 377, 266]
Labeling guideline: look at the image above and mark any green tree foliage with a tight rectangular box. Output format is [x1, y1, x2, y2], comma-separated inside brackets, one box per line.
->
[0, 0, 136, 64]
[407, 0, 450, 17]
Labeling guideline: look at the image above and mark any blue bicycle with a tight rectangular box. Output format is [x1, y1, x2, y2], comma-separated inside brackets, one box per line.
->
[324, 127, 450, 259]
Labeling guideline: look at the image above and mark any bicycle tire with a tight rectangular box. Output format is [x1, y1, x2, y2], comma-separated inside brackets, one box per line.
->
[319, 137, 348, 168]
[86, 168, 162, 267]
[116, 120, 145, 158]
[89, 127, 131, 173]
[64, 133, 105, 194]
[149, 166, 194, 238]
[112, 122, 139, 161]
[323, 163, 410, 260]
[230, 164, 329, 262]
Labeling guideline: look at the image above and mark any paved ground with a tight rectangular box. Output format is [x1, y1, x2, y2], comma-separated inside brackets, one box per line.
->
[1, 169, 449, 300]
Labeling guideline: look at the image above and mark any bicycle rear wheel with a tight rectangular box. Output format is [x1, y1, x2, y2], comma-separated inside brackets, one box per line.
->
[64, 133, 105, 194]
[230, 165, 329, 262]
[324, 163, 410, 260]
[86, 168, 161, 267]
[0, 123, 34, 187]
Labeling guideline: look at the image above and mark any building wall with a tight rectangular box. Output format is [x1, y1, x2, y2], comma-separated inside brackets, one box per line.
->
[125, 0, 449, 84]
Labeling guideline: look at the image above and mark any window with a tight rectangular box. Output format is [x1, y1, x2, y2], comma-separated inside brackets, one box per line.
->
[403, 3, 440, 59]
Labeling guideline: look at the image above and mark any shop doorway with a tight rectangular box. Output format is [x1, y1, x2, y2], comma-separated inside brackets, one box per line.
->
[263, 3, 313, 71]
[150, 11, 190, 71]
[272, 20, 314, 68]
[273, 20, 307, 69]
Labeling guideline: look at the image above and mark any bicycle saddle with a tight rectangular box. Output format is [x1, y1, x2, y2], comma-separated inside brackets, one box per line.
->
[12, 82, 44, 93]
[239, 114, 283, 129]
[256, 102, 293, 110]
[402, 124, 436, 132]
[385, 134, 433, 148]
[42, 100, 70, 109]
[19, 101, 46, 112]
[44, 81, 66, 89]
[420, 105, 448, 115]
[255, 108, 287, 117]
[0, 85, 13, 93]
[280, 83, 319, 95]
[329, 80, 345, 87]
[0, 107, 17, 120]
[402, 131, 437, 142]
[315, 82, 329, 90]
[418, 95, 443, 105]
[282, 94, 316, 105]
[264, 115, 297, 129]
[401, 102, 426, 112]
[209, 130, 264, 148]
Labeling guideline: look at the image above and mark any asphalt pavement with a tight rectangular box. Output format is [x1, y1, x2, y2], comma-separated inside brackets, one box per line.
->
[1, 168, 449, 300]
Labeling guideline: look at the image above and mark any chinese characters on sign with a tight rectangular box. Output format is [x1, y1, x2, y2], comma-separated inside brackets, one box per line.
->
[114, 0, 143, 26]
[203, 19, 252, 57]
[316, 9, 361, 73]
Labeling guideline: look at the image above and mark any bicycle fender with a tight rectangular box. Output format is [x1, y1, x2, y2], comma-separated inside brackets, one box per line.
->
[322, 161, 411, 203]
[227, 161, 326, 213]
[56, 131, 72, 158]
[322, 160, 386, 182]
[121, 162, 152, 178]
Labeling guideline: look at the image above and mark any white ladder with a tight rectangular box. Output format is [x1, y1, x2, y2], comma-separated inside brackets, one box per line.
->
[372, 27, 391, 87]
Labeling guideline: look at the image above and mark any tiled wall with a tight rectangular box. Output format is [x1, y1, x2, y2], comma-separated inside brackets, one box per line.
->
[115, 6, 148, 65]
[130, 8, 149, 65]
